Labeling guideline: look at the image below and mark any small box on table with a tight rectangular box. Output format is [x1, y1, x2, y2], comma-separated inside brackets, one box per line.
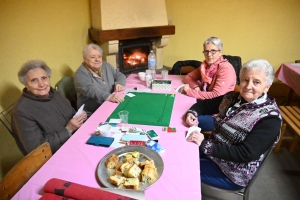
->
[152, 80, 172, 90]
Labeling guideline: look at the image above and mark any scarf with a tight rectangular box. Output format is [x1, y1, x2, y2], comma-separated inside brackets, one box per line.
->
[199, 56, 225, 91]
[226, 93, 268, 116]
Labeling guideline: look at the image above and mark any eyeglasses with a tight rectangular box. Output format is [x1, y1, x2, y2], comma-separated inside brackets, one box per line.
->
[202, 49, 220, 55]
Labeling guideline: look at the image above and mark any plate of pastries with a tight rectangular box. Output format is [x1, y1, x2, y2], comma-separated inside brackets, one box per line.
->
[97, 146, 164, 190]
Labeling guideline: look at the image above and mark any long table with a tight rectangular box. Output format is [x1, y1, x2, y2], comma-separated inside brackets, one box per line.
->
[12, 74, 201, 200]
[275, 63, 300, 105]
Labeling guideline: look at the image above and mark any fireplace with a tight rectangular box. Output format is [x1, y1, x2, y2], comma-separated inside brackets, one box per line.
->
[89, 0, 175, 73]
[118, 38, 155, 75]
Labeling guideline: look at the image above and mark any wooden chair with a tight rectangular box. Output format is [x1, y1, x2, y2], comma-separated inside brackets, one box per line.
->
[0, 103, 14, 136]
[274, 106, 300, 152]
[0, 142, 52, 200]
[202, 133, 280, 200]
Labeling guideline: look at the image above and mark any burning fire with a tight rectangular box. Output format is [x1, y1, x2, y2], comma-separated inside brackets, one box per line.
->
[124, 52, 147, 66]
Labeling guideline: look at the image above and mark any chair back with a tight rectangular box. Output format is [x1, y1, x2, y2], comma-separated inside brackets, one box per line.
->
[171, 60, 202, 75]
[0, 103, 14, 136]
[55, 76, 77, 110]
[222, 55, 242, 85]
[0, 142, 52, 200]
[171, 56, 242, 85]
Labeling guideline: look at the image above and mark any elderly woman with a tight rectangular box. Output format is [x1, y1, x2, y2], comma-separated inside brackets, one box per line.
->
[180, 37, 237, 131]
[185, 59, 281, 190]
[11, 60, 87, 155]
[74, 44, 126, 117]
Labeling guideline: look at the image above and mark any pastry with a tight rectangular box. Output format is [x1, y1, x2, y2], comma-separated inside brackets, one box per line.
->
[109, 175, 125, 186]
[123, 177, 140, 190]
[105, 154, 119, 169]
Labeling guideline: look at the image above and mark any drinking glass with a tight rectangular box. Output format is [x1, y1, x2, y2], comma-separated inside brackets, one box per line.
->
[118, 110, 129, 128]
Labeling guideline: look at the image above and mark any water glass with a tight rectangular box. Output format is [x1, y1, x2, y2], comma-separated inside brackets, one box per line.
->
[161, 70, 169, 80]
[118, 110, 129, 128]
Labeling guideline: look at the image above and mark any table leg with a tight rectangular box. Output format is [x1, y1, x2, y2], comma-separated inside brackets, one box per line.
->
[285, 87, 294, 106]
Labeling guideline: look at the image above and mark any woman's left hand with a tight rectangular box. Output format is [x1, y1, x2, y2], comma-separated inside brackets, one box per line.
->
[183, 84, 190, 93]
[114, 84, 124, 92]
[186, 130, 204, 146]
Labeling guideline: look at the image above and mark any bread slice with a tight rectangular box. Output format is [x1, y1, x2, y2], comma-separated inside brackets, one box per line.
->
[139, 160, 155, 169]
[124, 163, 142, 178]
[115, 162, 123, 171]
[120, 162, 132, 173]
[141, 167, 156, 183]
[105, 154, 119, 169]
[109, 175, 126, 186]
[123, 178, 140, 190]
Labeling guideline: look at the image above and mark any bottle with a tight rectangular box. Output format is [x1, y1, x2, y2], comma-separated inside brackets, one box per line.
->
[148, 50, 156, 79]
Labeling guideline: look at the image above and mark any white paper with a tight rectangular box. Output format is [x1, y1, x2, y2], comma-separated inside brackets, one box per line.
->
[110, 133, 126, 148]
[73, 104, 84, 118]
[109, 118, 122, 123]
[124, 88, 152, 93]
[186, 126, 201, 139]
[175, 84, 187, 93]
[126, 93, 136, 97]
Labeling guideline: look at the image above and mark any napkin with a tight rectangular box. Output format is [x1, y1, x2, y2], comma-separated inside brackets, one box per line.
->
[41, 178, 136, 200]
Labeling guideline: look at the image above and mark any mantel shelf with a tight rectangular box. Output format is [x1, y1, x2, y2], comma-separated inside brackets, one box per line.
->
[89, 25, 175, 43]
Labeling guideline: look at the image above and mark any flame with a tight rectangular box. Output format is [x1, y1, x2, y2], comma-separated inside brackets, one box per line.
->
[124, 52, 147, 66]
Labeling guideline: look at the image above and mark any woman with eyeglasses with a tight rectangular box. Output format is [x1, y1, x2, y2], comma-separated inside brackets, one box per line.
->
[179, 36, 237, 131]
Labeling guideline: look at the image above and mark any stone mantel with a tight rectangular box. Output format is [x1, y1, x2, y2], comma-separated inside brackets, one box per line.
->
[89, 25, 175, 43]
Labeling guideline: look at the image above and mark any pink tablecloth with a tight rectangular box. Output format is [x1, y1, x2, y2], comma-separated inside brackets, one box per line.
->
[12, 74, 201, 200]
[275, 63, 300, 96]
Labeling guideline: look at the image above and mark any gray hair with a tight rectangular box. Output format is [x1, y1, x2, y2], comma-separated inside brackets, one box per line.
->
[240, 59, 275, 86]
[18, 60, 52, 85]
[82, 43, 103, 58]
[203, 37, 223, 51]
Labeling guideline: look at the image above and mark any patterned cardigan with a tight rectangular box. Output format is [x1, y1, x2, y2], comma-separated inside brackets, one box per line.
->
[189, 92, 281, 187]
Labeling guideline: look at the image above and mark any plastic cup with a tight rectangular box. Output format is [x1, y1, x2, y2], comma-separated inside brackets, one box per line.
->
[146, 69, 152, 76]
[118, 110, 129, 128]
[161, 70, 168, 80]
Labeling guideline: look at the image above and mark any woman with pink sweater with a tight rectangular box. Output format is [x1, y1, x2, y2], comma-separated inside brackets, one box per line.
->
[180, 37, 236, 131]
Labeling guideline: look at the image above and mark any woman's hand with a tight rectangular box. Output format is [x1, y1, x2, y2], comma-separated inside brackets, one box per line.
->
[186, 130, 204, 146]
[183, 84, 191, 93]
[108, 93, 124, 103]
[66, 111, 87, 134]
[186, 113, 199, 127]
[194, 86, 200, 91]
[114, 84, 124, 92]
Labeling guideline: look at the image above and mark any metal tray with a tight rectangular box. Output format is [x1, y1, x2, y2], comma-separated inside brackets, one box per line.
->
[97, 146, 164, 190]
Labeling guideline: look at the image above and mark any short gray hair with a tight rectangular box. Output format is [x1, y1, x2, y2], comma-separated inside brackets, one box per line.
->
[240, 59, 275, 86]
[82, 43, 103, 58]
[18, 60, 52, 85]
[203, 37, 223, 51]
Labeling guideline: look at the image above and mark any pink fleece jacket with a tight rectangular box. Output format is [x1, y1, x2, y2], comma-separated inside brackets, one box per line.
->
[184, 59, 236, 100]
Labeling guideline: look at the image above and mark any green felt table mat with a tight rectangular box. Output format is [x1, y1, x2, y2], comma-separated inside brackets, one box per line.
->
[106, 92, 175, 126]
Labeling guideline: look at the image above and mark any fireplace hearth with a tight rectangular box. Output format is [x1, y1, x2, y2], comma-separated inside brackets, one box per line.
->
[118, 38, 155, 75]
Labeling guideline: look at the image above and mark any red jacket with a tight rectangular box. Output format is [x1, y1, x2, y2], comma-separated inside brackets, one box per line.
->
[184, 59, 236, 100]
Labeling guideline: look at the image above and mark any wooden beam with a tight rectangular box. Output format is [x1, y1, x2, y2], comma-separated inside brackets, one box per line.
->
[89, 25, 175, 43]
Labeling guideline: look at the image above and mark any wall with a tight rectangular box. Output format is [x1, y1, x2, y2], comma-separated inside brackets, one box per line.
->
[0, 0, 91, 179]
[91, 0, 168, 29]
[164, 0, 300, 70]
